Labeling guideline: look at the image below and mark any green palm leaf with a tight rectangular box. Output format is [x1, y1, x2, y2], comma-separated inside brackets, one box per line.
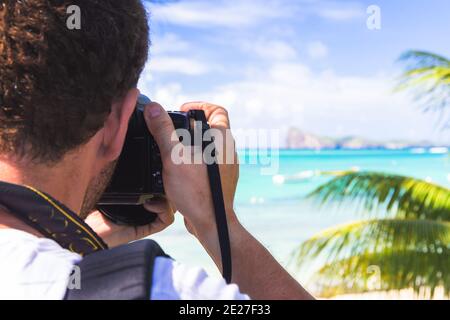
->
[397, 50, 450, 126]
[400, 51, 450, 66]
[292, 218, 450, 298]
[293, 219, 450, 266]
[293, 172, 450, 298]
[308, 172, 450, 221]
[311, 250, 449, 298]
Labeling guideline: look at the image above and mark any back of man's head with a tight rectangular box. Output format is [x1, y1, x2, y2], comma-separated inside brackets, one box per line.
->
[0, 0, 149, 163]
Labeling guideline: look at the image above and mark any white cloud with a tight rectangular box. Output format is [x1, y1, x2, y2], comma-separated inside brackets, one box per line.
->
[150, 33, 191, 55]
[144, 82, 189, 108]
[148, 0, 289, 29]
[307, 41, 329, 59]
[148, 56, 210, 75]
[241, 40, 297, 61]
[317, 7, 364, 21]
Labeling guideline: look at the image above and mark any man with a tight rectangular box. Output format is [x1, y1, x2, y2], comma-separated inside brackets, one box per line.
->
[0, 0, 313, 300]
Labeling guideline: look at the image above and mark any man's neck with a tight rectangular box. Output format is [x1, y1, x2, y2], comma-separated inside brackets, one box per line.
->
[0, 155, 89, 235]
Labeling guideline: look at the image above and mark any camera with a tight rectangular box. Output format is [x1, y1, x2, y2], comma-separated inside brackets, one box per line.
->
[97, 94, 207, 226]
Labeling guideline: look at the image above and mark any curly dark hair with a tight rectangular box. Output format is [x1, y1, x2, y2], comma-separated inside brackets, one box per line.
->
[0, 0, 149, 162]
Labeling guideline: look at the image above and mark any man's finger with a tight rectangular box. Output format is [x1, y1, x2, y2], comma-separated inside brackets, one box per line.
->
[180, 102, 230, 129]
[144, 102, 179, 158]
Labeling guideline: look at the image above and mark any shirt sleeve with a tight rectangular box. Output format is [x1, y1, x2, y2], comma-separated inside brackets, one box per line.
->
[151, 257, 250, 300]
[0, 229, 82, 300]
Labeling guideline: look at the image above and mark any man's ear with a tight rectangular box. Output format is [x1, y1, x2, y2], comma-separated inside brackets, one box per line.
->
[100, 88, 140, 162]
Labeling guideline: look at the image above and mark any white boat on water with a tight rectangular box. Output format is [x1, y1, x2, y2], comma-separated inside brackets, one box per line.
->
[272, 170, 316, 184]
[429, 147, 448, 154]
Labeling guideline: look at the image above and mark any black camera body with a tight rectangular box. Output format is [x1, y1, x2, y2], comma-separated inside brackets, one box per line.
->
[97, 95, 205, 226]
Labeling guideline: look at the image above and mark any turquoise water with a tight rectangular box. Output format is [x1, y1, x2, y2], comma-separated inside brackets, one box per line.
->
[151, 149, 450, 279]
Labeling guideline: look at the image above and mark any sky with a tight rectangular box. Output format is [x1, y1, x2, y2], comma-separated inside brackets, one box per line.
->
[138, 0, 450, 146]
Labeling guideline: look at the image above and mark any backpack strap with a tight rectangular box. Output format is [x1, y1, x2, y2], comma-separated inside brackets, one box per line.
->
[65, 239, 169, 300]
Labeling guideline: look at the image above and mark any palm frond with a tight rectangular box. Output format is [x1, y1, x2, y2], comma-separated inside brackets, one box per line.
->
[291, 219, 450, 298]
[308, 172, 450, 221]
[292, 219, 450, 266]
[310, 250, 449, 298]
[397, 50, 450, 126]
[399, 51, 450, 68]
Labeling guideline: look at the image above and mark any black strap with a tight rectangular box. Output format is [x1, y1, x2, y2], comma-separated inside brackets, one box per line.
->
[65, 239, 168, 300]
[0, 181, 107, 255]
[191, 110, 232, 284]
[207, 160, 232, 284]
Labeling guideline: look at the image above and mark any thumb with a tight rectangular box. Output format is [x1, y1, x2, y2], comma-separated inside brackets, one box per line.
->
[144, 102, 178, 159]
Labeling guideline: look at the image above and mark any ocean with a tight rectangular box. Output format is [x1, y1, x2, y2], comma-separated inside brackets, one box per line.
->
[150, 149, 450, 281]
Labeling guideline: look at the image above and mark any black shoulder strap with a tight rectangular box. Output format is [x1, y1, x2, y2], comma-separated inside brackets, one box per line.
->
[65, 239, 168, 300]
[191, 110, 232, 284]
[0, 180, 107, 255]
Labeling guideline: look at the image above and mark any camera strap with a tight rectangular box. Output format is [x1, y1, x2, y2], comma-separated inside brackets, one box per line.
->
[0, 180, 107, 256]
[207, 160, 233, 284]
[190, 110, 233, 284]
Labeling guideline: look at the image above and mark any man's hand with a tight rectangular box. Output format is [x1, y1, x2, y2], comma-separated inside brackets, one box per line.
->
[144, 101, 239, 240]
[180, 102, 239, 213]
[85, 198, 175, 248]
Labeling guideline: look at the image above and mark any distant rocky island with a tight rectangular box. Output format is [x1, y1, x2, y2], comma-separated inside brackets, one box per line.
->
[286, 127, 444, 150]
